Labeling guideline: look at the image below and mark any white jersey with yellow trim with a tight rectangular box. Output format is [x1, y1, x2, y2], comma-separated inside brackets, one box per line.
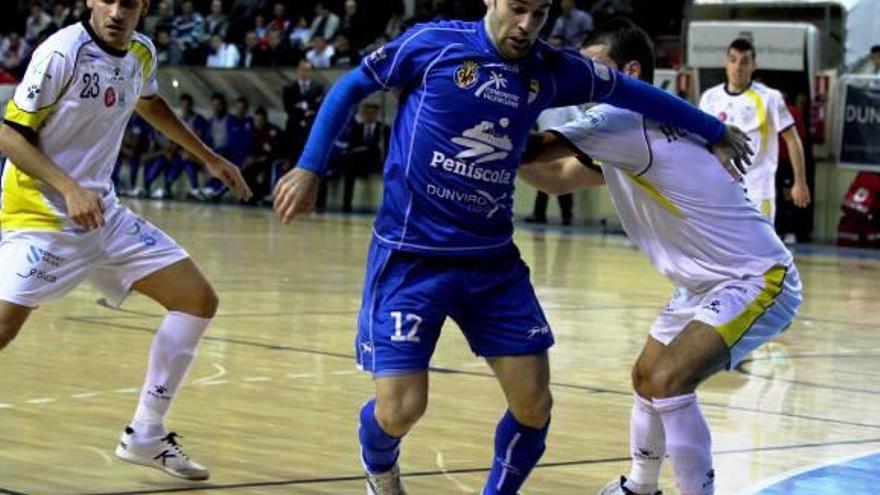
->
[552, 104, 793, 292]
[698, 81, 794, 200]
[1, 21, 158, 232]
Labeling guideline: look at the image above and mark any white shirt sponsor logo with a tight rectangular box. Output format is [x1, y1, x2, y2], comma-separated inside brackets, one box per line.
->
[429, 119, 514, 185]
[426, 184, 509, 219]
[474, 71, 521, 108]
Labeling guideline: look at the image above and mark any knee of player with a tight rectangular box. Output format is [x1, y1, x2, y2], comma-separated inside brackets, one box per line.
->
[376, 397, 427, 432]
[511, 390, 553, 429]
[188, 285, 219, 318]
[645, 365, 695, 399]
[0, 319, 24, 350]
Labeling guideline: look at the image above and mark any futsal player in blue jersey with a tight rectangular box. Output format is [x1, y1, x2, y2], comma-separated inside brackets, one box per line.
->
[273, 1, 751, 493]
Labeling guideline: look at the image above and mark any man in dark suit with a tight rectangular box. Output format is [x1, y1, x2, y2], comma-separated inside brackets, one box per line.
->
[283, 61, 325, 161]
[339, 102, 389, 212]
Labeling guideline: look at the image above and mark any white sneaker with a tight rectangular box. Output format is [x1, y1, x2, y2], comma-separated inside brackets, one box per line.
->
[596, 476, 663, 495]
[150, 188, 167, 200]
[365, 463, 408, 495]
[114, 426, 210, 481]
[128, 187, 145, 197]
[597, 476, 662, 495]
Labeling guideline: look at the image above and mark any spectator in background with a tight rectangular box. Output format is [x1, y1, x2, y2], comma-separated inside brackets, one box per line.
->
[172, 0, 206, 64]
[283, 61, 324, 160]
[306, 34, 335, 69]
[202, 93, 232, 198]
[241, 30, 265, 67]
[172, 94, 208, 199]
[241, 107, 281, 200]
[143, 0, 174, 38]
[255, 28, 300, 66]
[288, 16, 311, 50]
[867, 45, 880, 76]
[116, 115, 153, 197]
[383, 9, 404, 44]
[205, 0, 230, 39]
[155, 28, 182, 65]
[0, 32, 31, 75]
[52, 1, 75, 28]
[551, 0, 593, 48]
[206, 34, 241, 68]
[268, 2, 290, 36]
[254, 13, 269, 45]
[331, 32, 359, 67]
[227, 96, 255, 167]
[25, 4, 53, 43]
[204, 96, 254, 199]
[206, 93, 231, 163]
[341, 0, 369, 49]
[141, 130, 180, 200]
[590, 0, 633, 26]
[309, 2, 340, 45]
[72, 0, 88, 23]
[336, 102, 389, 213]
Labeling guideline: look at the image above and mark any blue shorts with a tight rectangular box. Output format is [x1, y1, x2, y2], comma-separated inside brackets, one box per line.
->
[355, 238, 554, 376]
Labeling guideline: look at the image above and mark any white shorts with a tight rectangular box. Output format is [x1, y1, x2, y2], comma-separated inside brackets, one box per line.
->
[0, 203, 189, 308]
[650, 265, 802, 368]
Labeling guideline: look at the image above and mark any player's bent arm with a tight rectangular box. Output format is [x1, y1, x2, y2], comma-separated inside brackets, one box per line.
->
[0, 124, 80, 196]
[519, 157, 605, 195]
[135, 96, 217, 164]
[296, 67, 381, 175]
[603, 76, 725, 145]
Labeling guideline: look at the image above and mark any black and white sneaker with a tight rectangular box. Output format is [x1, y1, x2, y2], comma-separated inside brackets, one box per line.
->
[597, 476, 662, 495]
[114, 426, 209, 481]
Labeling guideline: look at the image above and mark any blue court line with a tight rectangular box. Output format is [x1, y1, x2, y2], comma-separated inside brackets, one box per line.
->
[741, 449, 880, 495]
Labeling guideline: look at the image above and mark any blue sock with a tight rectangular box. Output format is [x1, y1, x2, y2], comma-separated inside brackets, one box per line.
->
[483, 410, 550, 495]
[359, 399, 401, 474]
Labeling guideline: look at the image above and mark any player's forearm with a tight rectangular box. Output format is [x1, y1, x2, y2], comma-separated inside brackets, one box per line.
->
[604, 76, 725, 144]
[136, 96, 217, 164]
[0, 124, 79, 196]
[783, 129, 808, 184]
[297, 67, 380, 175]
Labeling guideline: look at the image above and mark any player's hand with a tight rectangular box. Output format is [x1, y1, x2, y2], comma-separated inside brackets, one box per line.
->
[791, 181, 812, 208]
[64, 186, 104, 231]
[273, 167, 320, 224]
[712, 125, 753, 178]
[205, 155, 253, 201]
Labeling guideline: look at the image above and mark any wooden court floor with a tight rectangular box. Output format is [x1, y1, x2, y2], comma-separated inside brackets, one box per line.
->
[2, 200, 880, 495]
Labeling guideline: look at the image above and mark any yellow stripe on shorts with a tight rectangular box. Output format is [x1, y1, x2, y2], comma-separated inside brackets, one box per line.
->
[715, 265, 787, 348]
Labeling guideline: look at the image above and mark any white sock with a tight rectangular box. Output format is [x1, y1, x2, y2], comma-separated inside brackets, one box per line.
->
[625, 394, 665, 494]
[132, 311, 210, 441]
[653, 394, 715, 495]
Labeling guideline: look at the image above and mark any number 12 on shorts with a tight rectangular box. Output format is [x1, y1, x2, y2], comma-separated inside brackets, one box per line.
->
[390, 311, 422, 343]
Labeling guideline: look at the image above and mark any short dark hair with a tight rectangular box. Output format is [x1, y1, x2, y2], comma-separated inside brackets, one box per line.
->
[872, 45, 880, 54]
[583, 18, 655, 83]
[180, 93, 193, 103]
[728, 38, 756, 60]
[211, 93, 226, 105]
[255, 106, 268, 117]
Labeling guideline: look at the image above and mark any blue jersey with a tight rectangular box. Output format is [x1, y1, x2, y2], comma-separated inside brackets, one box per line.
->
[364, 20, 626, 255]
[299, 20, 724, 256]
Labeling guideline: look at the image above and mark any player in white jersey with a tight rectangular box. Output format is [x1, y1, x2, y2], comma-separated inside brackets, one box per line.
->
[0, 0, 251, 481]
[519, 20, 802, 495]
[699, 38, 811, 222]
